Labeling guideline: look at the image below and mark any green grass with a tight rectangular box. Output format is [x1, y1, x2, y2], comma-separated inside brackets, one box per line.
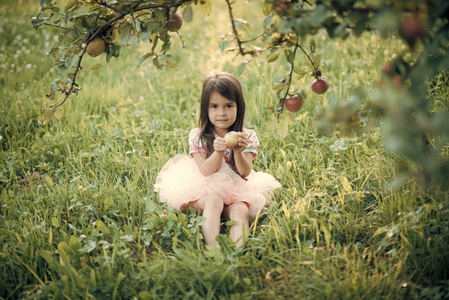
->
[1, 1, 449, 299]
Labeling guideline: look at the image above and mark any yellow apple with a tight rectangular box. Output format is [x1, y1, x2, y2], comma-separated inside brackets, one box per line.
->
[86, 38, 105, 57]
[224, 131, 239, 149]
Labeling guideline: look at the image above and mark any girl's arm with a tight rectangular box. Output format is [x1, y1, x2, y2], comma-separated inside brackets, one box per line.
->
[192, 137, 227, 176]
[233, 132, 254, 178]
[234, 151, 254, 178]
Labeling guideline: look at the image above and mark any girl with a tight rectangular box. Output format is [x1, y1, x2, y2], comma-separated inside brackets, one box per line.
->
[154, 71, 281, 248]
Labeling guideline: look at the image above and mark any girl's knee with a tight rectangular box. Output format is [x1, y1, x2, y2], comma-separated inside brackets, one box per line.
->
[229, 202, 250, 221]
[203, 195, 224, 213]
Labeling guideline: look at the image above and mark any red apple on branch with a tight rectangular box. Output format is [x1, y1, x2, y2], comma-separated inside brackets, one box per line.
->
[284, 94, 303, 112]
[311, 78, 329, 94]
[382, 61, 393, 74]
[399, 14, 426, 45]
[272, 0, 293, 16]
[168, 12, 183, 32]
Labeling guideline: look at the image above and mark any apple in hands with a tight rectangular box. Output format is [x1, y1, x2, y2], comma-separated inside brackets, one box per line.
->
[224, 131, 240, 149]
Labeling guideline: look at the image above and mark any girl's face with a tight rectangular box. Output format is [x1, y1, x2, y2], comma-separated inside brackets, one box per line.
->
[208, 91, 237, 135]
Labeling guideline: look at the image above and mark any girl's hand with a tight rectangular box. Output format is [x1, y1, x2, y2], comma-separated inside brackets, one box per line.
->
[213, 137, 227, 153]
[232, 132, 249, 153]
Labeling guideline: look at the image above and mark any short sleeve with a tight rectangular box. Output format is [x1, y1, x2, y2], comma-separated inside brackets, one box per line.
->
[189, 128, 207, 157]
[243, 129, 259, 159]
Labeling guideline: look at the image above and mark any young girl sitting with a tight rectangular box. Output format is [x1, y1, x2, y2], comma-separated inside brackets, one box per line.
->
[154, 71, 281, 248]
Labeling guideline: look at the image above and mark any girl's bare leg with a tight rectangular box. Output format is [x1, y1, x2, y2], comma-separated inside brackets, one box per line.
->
[223, 202, 250, 248]
[194, 195, 224, 247]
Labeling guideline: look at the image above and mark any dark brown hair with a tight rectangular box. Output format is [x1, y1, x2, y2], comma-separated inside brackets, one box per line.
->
[198, 71, 246, 171]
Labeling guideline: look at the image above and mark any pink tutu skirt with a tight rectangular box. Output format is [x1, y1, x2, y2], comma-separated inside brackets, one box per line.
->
[154, 154, 281, 218]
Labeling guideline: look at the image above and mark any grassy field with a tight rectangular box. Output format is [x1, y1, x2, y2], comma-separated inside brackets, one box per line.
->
[1, 0, 449, 299]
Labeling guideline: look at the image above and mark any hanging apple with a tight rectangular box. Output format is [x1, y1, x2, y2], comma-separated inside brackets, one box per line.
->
[168, 12, 183, 32]
[86, 38, 106, 57]
[311, 78, 329, 94]
[284, 95, 303, 112]
[382, 62, 393, 74]
[272, 0, 293, 16]
[399, 14, 426, 45]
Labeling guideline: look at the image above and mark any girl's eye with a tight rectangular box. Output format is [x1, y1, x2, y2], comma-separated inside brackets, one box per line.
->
[210, 105, 217, 108]
[227, 104, 234, 108]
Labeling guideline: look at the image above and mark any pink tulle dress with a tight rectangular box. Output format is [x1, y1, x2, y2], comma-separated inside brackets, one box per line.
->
[153, 128, 281, 218]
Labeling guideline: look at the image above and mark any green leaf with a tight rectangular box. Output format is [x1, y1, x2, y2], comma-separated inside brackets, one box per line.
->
[225, 220, 237, 226]
[137, 53, 152, 68]
[39, 250, 60, 271]
[273, 77, 287, 93]
[44, 175, 54, 187]
[267, 117, 278, 132]
[304, 61, 314, 70]
[46, 82, 58, 100]
[339, 176, 352, 192]
[54, 106, 64, 119]
[65, 54, 79, 70]
[141, 29, 151, 42]
[263, 15, 273, 29]
[139, 291, 152, 300]
[103, 197, 114, 209]
[262, 3, 272, 16]
[334, 22, 347, 37]
[95, 219, 110, 235]
[31, 16, 49, 29]
[166, 59, 178, 70]
[38, 108, 55, 125]
[119, 23, 140, 46]
[237, 61, 248, 76]
[284, 49, 294, 64]
[153, 56, 162, 70]
[65, 0, 77, 10]
[281, 111, 294, 124]
[273, 81, 286, 93]
[90, 63, 102, 70]
[234, 19, 250, 32]
[297, 89, 307, 100]
[220, 40, 229, 52]
[293, 67, 308, 80]
[197, 0, 212, 16]
[182, 5, 193, 22]
[40, 0, 49, 9]
[309, 40, 316, 53]
[277, 120, 289, 140]
[52, 217, 60, 228]
[313, 54, 321, 67]
[373, 226, 388, 237]
[309, 5, 328, 27]
[353, 13, 369, 37]
[129, 173, 140, 190]
[47, 46, 59, 58]
[267, 51, 280, 63]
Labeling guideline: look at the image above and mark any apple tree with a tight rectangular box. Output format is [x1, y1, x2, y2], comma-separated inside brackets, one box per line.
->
[221, 0, 449, 188]
[32, 0, 200, 121]
[32, 0, 449, 188]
